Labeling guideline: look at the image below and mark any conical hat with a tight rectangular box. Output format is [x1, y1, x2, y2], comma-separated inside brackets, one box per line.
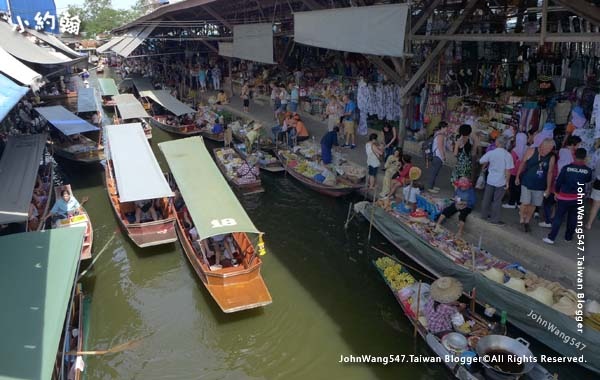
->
[409, 167, 422, 181]
[430, 277, 463, 303]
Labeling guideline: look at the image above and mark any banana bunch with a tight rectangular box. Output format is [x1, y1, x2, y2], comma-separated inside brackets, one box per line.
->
[384, 264, 402, 279]
[583, 313, 600, 331]
[375, 257, 395, 270]
[456, 322, 471, 334]
[389, 272, 416, 291]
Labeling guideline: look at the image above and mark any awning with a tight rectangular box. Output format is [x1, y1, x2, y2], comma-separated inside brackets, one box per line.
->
[35, 105, 99, 136]
[96, 36, 124, 54]
[294, 4, 408, 57]
[98, 78, 119, 97]
[131, 76, 154, 92]
[0, 73, 30, 122]
[159, 136, 260, 239]
[111, 25, 156, 58]
[0, 21, 73, 65]
[0, 46, 44, 91]
[139, 89, 195, 116]
[0, 134, 47, 224]
[0, 228, 84, 380]
[113, 94, 149, 120]
[77, 87, 99, 113]
[25, 28, 83, 59]
[105, 123, 173, 202]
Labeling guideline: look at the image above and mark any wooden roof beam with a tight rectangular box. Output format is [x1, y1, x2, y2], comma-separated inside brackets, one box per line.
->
[410, 32, 600, 43]
[201, 4, 233, 29]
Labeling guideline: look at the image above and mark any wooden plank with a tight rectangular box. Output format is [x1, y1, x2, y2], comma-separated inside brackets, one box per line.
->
[540, 0, 548, 45]
[410, 0, 444, 35]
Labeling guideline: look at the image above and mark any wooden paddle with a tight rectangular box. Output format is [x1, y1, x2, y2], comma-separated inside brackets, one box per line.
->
[64, 337, 143, 356]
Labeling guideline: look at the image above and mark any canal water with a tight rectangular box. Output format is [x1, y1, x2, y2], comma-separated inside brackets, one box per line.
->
[53, 72, 589, 380]
[58, 124, 446, 380]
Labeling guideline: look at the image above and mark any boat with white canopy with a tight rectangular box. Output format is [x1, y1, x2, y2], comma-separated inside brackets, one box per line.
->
[139, 89, 202, 136]
[104, 122, 177, 247]
[159, 136, 272, 313]
[0, 134, 52, 232]
[112, 93, 152, 139]
[36, 105, 105, 163]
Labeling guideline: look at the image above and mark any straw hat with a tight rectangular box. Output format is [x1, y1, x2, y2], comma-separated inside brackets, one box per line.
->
[409, 167, 422, 181]
[481, 267, 504, 284]
[430, 277, 463, 304]
[504, 277, 526, 294]
[527, 286, 554, 306]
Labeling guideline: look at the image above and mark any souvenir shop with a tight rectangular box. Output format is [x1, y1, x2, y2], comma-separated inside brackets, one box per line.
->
[406, 39, 600, 166]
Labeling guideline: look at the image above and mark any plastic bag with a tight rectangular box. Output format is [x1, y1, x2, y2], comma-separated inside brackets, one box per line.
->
[475, 172, 486, 190]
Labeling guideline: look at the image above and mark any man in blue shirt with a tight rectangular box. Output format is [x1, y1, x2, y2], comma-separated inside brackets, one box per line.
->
[342, 95, 357, 149]
[320, 126, 339, 165]
[47, 189, 83, 223]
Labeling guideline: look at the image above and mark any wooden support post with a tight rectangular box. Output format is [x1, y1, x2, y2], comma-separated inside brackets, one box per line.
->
[540, 0, 548, 45]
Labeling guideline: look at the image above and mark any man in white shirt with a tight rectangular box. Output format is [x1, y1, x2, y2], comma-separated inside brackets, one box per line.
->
[479, 136, 514, 225]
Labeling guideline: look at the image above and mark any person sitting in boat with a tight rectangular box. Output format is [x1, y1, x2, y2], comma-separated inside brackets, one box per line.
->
[91, 112, 102, 127]
[424, 277, 466, 336]
[208, 234, 238, 268]
[290, 113, 309, 146]
[80, 69, 90, 80]
[46, 190, 83, 223]
[236, 158, 260, 184]
[134, 199, 158, 223]
[435, 177, 476, 238]
[245, 123, 262, 154]
[50, 86, 60, 96]
[211, 119, 224, 134]
[28, 202, 40, 230]
[216, 90, 228, 105]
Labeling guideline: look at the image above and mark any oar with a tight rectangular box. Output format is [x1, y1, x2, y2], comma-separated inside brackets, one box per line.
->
[64, 336, 143, 356]
[77, 232, 116, 281]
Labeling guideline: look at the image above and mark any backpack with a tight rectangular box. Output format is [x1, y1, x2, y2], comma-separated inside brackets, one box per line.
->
[422, 133, 438, 160]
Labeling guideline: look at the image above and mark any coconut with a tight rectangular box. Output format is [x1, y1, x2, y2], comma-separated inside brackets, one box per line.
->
[481, 267, 504, 284]
[504, 277, 526, 294]
[527, 287, 554, 306]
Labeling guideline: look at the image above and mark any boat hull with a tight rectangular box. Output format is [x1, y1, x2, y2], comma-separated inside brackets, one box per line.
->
[174, 213, 272, 313]
[233, 144, 284, 173]
[52, 184, 93, 261]
[213, 148, 264, 195]
[274, 151, 360, 197]
[149, 116, 203, 136]
[104, 161, 178, 248]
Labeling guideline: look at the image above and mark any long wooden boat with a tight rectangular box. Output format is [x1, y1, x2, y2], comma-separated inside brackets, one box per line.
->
[233, 143, 284, 173]
[52, 184, 93, 261]
[274, 150, 362, 197]
[52, 134, 105, 163]
[104, 158, 178, 248]
[113, 116, 152, 139]
[29, 161, 54, 232]
[214, 147, 264, 195]
[149, 115, 203, 136]
[356, 201, 600, 375]
[372, 256, 554, 380]
[56, 283, 85, 380]
[40, 90, 77, 101]
[159, 136, 272, 313]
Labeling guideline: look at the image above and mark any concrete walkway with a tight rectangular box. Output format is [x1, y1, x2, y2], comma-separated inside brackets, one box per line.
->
[215, 91, 599, 300]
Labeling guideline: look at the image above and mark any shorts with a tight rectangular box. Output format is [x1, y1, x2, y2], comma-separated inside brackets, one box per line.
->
[243, 99, 250, 107]
[520, 185, 544, 206]
[442, 204, 472, 222]
[368, 165, 378, 176]
[343, 120, 355, 137]
[591, 189, 600, 201]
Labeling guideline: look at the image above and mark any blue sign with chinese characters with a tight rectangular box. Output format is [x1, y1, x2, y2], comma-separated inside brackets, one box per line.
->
[9, 0, 58, 33]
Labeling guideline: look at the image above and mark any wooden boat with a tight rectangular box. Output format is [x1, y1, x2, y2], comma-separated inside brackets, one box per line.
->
[40, 90, 77, 101]
[113, 116, 152, 140]
[52, 134, 105, 164]
[274, 149, 362, 197]
[52, 184, 93, 261]
[112, 94, 152, 139]
[159, 136, 272, 313]
[233, 143, 284, 173]
[214, 147, 264, 195]
[373, 257, 554, 380]
[200, 129, 225, 142]
[231, 122, 275, 151]
[56, 283, 85, 380]
[104, 123, 178, 248]
[29, 161, 54, 231]
[149, 115, 203, 136]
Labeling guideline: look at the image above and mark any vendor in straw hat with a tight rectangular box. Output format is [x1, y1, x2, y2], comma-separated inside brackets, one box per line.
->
[435, 176, 476, 238]
[424, 277, 466, 335]
[245, 123, 263, 154]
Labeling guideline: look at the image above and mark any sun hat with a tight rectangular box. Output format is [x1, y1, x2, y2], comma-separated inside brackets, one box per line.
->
[430, 277, 463, 303]
[454, 177, 471, 189]
[409, 166, 422, 181]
